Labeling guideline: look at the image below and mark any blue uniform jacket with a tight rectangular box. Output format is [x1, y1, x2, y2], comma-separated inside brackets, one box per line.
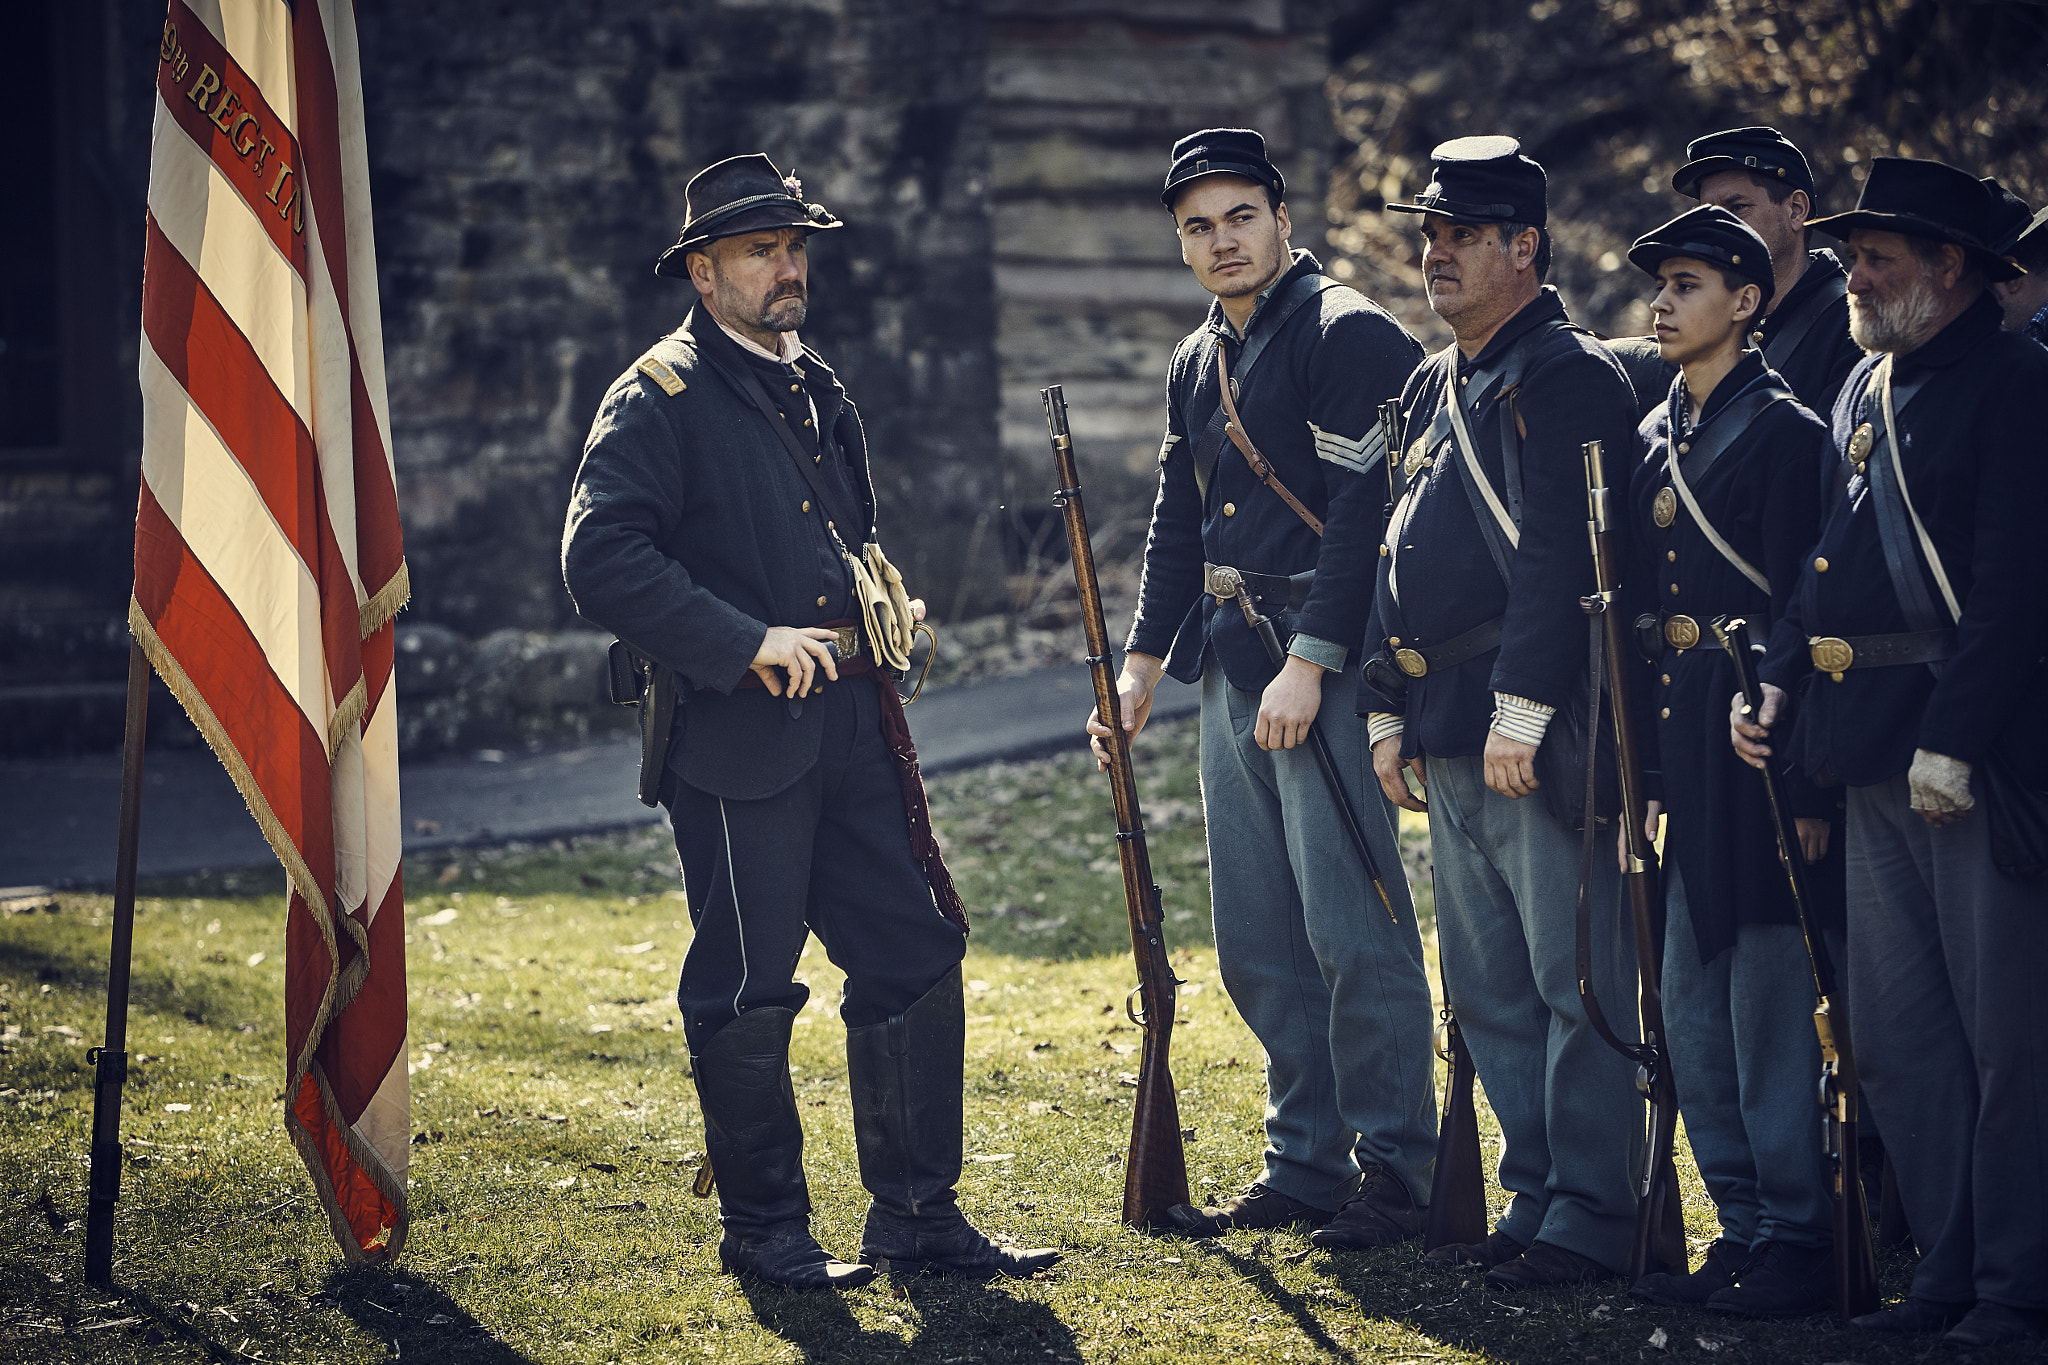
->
[1127, 250, 1424, 690]
[1762, 293, 2048, 787]
[561, 305, 871, 801]
[1625, 351, 1834, 959]
[1365, 287, 1641, 759]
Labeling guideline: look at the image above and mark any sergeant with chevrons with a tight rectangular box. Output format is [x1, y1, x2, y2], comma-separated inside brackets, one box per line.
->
[1617, 206, 1840, 1317]
[562, 154, 1057, 1291]
[1091, 128, 1440, 1247]
[1736, 158, 2048, 1348]
[1363, 136, 1647, 1288]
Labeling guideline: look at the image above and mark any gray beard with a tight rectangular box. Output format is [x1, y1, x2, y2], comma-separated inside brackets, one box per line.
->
[1849, 269, 1943, 353]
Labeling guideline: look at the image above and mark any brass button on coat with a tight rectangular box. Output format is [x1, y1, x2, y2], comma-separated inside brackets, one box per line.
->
[1677, 441, 1691, 455]
[1661, 707, 1671, 719]
[1223, 502, 1236, 516]
[1814, 556, 1829, 572]
[1661, 673, 1672, 685]
[1668, 582, 1680, 595]
[816, 595, 828, 607]
[1666, 550, 1677, 562]
[802, 500, 811, 513]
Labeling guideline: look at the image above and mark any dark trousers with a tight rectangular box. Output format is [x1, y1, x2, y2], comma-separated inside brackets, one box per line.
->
[661, 677, 966, 1053]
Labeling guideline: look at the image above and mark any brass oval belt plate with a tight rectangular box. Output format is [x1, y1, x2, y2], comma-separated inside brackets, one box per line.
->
[1652, 485, 1678, 528]
[1663, 614, 1700, 650]
[1394, 647, 1429, 677]
[1810, 636, 1855, 678]
[1847, 422, 1874, 462]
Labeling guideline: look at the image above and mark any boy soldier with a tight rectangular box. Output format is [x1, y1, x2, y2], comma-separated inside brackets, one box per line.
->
[1364, 136, 1646, 1287]
[1672, 127, 1863, 418]
[1737, 158, 2048, 1347]
[562, 154, 1057, 1290]
[1618, 207, 1839, 1316]
[1089, 128, 1439, 1247]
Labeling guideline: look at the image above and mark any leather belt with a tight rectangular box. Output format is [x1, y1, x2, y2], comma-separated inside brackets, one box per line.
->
[730, 620, 868, 690]
[1809, 627, 1955, 680]
[1389, 615, 1504, 678]
[1205, 562, 1313, 610]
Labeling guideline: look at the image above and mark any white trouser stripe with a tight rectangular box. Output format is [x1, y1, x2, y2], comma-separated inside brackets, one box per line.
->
[719, 797, 748, 1017]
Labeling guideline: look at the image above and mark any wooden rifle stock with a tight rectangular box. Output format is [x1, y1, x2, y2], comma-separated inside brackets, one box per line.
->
[1424, 1010, 1488, 1250]
[1043, 385, 1190, 1228]
[1711, 617, 1877, 1320]
[1579, 440, 1686, 1282]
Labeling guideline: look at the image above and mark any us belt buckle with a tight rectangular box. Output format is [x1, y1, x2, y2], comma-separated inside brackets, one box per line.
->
[832, 625, 861, 661]
[1205, 564, 1243, 601]
[1663, 614, 1700, 651]
[1810, 636, 1854, 681]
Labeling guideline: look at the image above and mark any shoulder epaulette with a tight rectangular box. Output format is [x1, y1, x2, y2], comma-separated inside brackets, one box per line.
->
[635, 355, 687, 397]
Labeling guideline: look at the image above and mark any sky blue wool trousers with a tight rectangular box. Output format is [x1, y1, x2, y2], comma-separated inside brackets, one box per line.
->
[1425, 753, 1643, 1272]
[1661, 865, 1832, 1251]
[1198, 663, 1439, 1212]
[1846, 772, 2047, 1312]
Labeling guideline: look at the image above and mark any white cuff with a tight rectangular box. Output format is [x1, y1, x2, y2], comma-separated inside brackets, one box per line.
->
[1908, 749, 1974, 813]
[1490, 692, 1556, 747]
[1367, 713, 1405, 747]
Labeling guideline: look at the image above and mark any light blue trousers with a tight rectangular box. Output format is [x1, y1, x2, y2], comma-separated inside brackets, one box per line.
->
[1847, 773, 2048, 1311]
[1661, 865, 1832, 1250]
[1199, 663, 1439, 1211]
[1425, 752, 1643, 1272]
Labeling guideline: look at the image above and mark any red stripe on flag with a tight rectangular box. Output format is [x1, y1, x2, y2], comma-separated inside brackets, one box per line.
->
[292, 1068, 398, 1253]
[291, 2, 407, 601]
[155, 2, 306, 275]
[141, 215, 364, 716]
[321, 876, 409, 1123]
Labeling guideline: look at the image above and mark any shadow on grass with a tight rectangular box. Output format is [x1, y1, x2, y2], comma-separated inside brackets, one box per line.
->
[1201, 1244, 1359, 1363]
[739, 1270, 1081, 1364]
[0, 932, 260, 1032]
[323, 1265, 535, 1364]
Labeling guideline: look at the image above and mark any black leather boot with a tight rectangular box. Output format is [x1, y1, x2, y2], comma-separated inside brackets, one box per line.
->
[694, 1007, 873, 1290]
[847, 966, 1061, 1279]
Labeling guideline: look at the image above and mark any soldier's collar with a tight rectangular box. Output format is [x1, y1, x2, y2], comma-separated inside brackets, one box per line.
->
[1891, 290, 2003, 377]
[1460, 285, 1568, 372]
[1206, 249, 1321, 341]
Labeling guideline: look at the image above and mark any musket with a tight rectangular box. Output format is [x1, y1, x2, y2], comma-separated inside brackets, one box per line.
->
[1043, 385, 1190, 1228]
[1213, 568, 1399, 924]
[1578, 439, 1686, 1282]
[1711, 615, 1877, 1319]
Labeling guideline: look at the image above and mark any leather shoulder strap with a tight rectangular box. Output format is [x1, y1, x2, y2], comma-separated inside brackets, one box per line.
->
[1216, 348, 1323, 536]
[1763, 268, 1848, 370]
[1663, 381, 1793, 593]
[701, 348, 870, 544]
[1191, 273, 1347, 500]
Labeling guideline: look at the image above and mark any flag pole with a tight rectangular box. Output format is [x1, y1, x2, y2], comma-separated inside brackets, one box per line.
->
[85, 635, 150, 1286]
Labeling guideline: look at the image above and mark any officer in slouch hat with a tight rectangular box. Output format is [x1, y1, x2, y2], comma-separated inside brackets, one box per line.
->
[1736, 158, 2048, 1347]
[1671, 127, 1863, 419]
[1617, 207, 1840, 1317]
[562, 154, 1057, 1290]
[1362, 137, 1645, 1287]
[1090, 128, 1439, 1246]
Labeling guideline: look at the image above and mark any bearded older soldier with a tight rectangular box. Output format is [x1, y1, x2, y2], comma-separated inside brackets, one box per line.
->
[1737, 158, 2048, 1348]
[563, 155, 1057, 1289]
[1363, 137, 1646, 1288]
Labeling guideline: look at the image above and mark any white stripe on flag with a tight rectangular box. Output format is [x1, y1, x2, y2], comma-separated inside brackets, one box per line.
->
[208, 0, 298, 131]
[139, 345, 332, 737]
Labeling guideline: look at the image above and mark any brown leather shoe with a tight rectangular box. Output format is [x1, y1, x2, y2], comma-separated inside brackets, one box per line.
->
[1309, 1164, 1426, 1250]
[1423, 1228, 1525, 1269]
[1166, 1183, 1332, 1237]
[1484, 1239, 1623, 1289]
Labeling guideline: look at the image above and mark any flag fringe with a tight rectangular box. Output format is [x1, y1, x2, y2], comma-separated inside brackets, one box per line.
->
[285, 1060, 410, 1264]
[327, 677, 367, 762]
[360, 560, 410, 641]
[129, 598, 329, 922]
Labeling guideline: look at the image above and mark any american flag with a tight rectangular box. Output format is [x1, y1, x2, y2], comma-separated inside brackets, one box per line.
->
[137, 0, 409, 1262]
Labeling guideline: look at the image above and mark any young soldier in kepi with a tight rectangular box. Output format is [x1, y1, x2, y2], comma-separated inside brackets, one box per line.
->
[1088, 128, 1439, 1247]
[1362, 136, 1646, 1287]
[1736, 158, 2048, 1347]
[1672, 127, 1863, 418]
[562, 154, 1058, 1290]
[1617, 207, 1840, 1316]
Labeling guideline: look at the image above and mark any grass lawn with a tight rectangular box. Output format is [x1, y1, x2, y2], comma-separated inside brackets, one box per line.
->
[0, 717, 2005, 1363]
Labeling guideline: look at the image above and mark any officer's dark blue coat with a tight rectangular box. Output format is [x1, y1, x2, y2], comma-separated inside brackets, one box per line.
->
[1364, 287, 1641, 758]
[1625, 350, 1833, 961]
[562, 305, 869, 801]
[1127, 250, 1424, 687]
[1762, 292, 2048, 786]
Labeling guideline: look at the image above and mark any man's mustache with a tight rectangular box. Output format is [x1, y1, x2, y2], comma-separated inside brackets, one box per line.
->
[767, 283, 807, 304]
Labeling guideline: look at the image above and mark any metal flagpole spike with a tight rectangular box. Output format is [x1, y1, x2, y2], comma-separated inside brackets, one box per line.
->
[85, 636, 150, 1286]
